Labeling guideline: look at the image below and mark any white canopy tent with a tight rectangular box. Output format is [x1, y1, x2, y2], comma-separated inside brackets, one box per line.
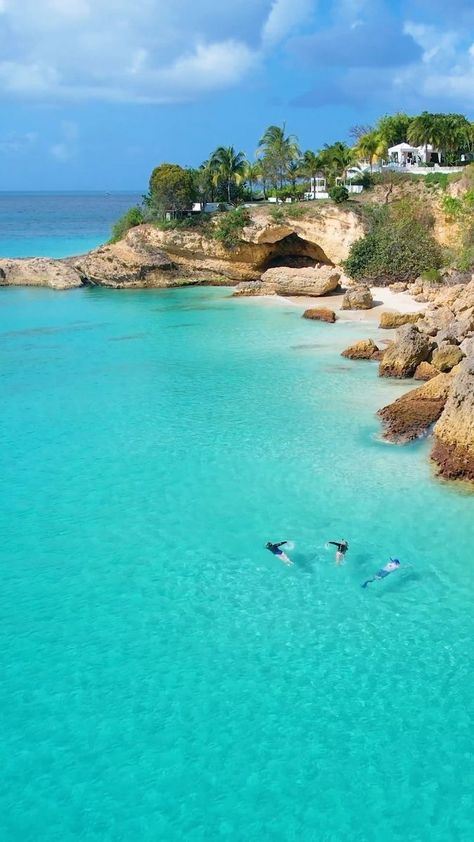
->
[388, 142, 418, 164]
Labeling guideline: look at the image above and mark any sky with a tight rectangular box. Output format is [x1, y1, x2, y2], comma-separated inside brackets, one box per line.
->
[0, 0, 473, 190]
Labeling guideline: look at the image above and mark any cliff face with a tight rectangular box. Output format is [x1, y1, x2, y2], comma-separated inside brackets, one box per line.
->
[0, 205, 365, 290]
[431, 357, 474, 481]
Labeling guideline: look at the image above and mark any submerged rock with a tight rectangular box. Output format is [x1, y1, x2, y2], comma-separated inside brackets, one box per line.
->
[432, 357, 474, 482]
[302, 307, 336, 323]
[259, 266, 341, 296]
[379, 311, 422, 329]
[341, 338, 382, 360]
[378, 372, 453, 443]
[379, 325, 433, 378]
[341, 285, 374, 310]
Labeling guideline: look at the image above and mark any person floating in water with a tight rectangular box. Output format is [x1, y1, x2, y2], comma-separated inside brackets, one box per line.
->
[361, 558, 401, 588]
[327, 540, 349, 565]
[266, 541, 293, 566]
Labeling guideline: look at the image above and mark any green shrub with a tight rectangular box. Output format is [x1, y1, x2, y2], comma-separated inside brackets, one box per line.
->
[269, 206, 286, 223]
[343, 202, 442, 284]
[155, 213, 211, 233]
[285, 203, 307, 219]
[329, 185, 349, 203]
[421, 268, 442, 283]
[441, 195, 463, 219]
[424, 172, 449, 191]
[213, 207, 251, 248]
[109, 206, 144, 243]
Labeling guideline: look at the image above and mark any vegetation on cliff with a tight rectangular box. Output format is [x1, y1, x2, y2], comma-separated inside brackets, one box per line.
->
[344, 200, 442, 284]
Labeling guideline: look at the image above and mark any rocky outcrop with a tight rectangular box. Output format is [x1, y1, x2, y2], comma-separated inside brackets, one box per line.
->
[379, 311, 422, 329]
[379, 325, 433, 378]
[431, 343, 464, 372]
[303, 307, 336, 323]
[259, 266, 341, 296]
[341, 338, 382, 360]
[0, 257, 82, 290]
[432, 357, 474, 481]
[232, 281, 271, 296]
[341, 285, 374, 310]
[378, 372, 453, 443]
[414, 361, 439, 381]
[0, 205, 366, 290]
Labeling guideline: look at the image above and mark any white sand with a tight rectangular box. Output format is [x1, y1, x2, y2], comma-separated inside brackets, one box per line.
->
[280, 286, 426, 322]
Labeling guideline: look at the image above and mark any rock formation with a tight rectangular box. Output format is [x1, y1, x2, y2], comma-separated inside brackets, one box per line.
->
[379, 325, 433, 378]
[414, 361, 438, 381]
[302, 307, 336, 323]
[379, 311, 422, 329]
[259, 266, 341, 296]
[0, 257, 82, 290]
[341, 338, 382, 360]
[378, 372, 454, 443]
[431, 343, 464, 372]
[341, 285, 374, 310]
[431, 357, 474, 481]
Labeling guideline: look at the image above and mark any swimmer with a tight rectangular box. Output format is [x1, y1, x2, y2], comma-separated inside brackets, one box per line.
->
[361, 558, 401, 588]
[265, 541, 293, 566]
[328, 540, 349, 565]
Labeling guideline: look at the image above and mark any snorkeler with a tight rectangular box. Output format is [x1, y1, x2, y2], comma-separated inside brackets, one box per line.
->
[361, 558, 401, 588]
[327, 540, 349, 565]
[266, 541, 293, 566]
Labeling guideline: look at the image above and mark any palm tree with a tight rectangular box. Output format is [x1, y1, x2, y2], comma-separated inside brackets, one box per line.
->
[408, 111, 436, 160]
[322, 142, 355, 183]
[257, 124, 300, 189]
[244, 160, 262, 198]
[355, 131, 387, 171]
[209, 146, 246, 204]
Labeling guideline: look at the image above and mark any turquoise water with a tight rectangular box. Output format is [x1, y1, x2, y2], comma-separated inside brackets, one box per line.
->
[0, 192, 141, 258]
[1, 286, 473, 841]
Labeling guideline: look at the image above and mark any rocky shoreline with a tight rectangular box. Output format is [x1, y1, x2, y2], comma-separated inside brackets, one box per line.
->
[1, 207, 472, 488]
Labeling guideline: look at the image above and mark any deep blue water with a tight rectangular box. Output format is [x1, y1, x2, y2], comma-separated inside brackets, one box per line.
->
[0, 192, 142, 258]
[0, 285, 473, 841]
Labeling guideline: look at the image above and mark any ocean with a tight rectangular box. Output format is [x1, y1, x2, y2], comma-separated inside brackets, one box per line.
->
[0, 196, 473, 840]
[0, 192, 142, 258]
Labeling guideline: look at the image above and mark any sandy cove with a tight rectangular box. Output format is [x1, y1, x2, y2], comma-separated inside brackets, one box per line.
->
[281, 286, 427, 321]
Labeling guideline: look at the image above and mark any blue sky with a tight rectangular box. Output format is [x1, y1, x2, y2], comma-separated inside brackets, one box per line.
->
[0, 0, 473, 190]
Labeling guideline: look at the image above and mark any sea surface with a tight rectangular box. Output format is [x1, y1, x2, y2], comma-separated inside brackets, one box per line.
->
[1, 285, 473, 841]
[0, 192, 142, 258]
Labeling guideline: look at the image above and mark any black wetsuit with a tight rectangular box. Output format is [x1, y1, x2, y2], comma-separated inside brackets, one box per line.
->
[328, 541, 348, 555]
[267, 541, 287, 557]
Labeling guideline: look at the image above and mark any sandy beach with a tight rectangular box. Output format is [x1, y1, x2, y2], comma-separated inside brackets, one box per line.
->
[282, 286, 426, 321]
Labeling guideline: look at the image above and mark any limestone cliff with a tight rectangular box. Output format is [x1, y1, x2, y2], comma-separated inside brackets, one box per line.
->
[431, 357, 474, 482]
[0, 204, 365, 290]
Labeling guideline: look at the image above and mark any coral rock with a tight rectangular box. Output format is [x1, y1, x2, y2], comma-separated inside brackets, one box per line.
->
[379, 311, 423, 329]
[432, 357, 474, 482]
[379, 324, 433, 378]
[378, 372, 453, 443]
[431, 343, 464, 372]
[341, 285, 374, 310]
[341, 338, 382, 360]
[414, 362, 439, 381]
[260, 265, 341, 296]
[302, 307, 336, 323]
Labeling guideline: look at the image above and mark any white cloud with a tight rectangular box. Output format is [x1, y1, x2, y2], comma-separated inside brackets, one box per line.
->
[261, 0, 313, 47]
[398, 22, 474, 107]
[0, 0, 314, 104]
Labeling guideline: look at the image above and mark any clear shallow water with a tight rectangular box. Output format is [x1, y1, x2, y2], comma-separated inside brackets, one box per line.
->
[0, 287, 473, 841]
[0, 192, 141, 258]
